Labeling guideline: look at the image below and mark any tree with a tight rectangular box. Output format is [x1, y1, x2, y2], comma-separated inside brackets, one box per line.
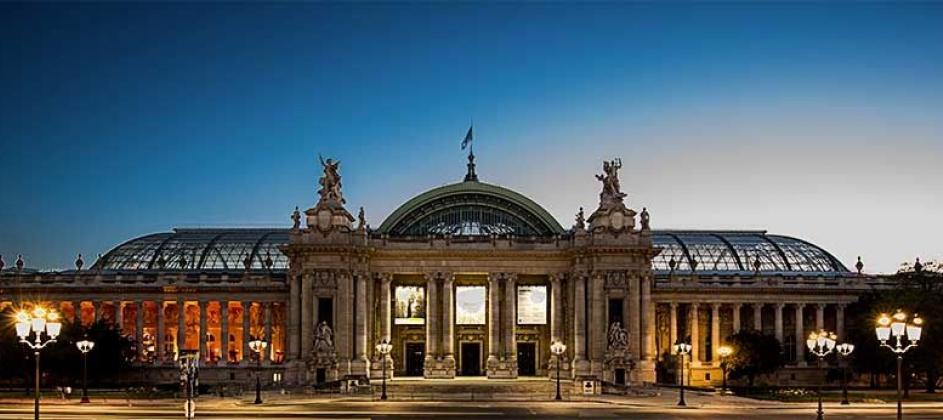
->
[726, 330, 784, 389]
[845, 258, 943, 393]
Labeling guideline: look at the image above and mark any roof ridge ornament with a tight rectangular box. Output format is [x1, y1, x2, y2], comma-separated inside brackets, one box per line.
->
[587, 158, 637, 234]
[305, 154, 354, 233]
[461, 124, 478, 182]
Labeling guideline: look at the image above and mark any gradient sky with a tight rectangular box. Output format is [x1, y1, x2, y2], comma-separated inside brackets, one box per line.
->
[1, 2, 941, 274]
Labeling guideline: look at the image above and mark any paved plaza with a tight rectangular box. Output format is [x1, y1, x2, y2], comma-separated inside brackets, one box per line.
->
[1, 387, 942, 419]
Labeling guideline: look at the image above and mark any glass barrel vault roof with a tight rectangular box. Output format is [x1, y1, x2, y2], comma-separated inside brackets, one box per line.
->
[95, 228, 848, 275]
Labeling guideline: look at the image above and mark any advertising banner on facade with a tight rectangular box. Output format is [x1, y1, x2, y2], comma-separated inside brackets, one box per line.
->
[394, 286, 425, 325]
[517, 285, 547, 324]
[456, 286, 486, 325]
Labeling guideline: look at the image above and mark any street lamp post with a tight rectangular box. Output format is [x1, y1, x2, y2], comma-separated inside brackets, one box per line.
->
[717, 345, 733, 396]
[673, 341, 692, 407]
[75, 337, 96, 404]
[835, 343, 855, 405]
[550, 341, 567, 401]
[806, 329, 837, 420]
[375, 339, 393, 400]
[876, 310, 923, 420]
[14, 306, 62, 420]
[248, 338, 268, 405]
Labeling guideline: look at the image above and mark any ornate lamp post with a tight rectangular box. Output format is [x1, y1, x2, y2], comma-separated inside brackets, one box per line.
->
[375, 339, 393, 400]
[76, 337, 96, 404]
[876, 310, 923, 420]
[835, 343, 855, 405]
[717, 345, 733, 396]
[673, 341, 692, 407]
[14, 306, 62, 420]
[248, 338, 268, 404]
[550, 341, 566, 401]
[806, 329, 837, 420]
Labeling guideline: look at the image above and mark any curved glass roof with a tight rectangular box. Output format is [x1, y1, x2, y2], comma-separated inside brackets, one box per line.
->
[95, 228, 847, 274]
[95, 228, 288, 271]
[378, 181, 566, 236]
[652, 230, 848, 274]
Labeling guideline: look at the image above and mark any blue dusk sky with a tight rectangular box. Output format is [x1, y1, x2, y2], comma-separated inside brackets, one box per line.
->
[1, 2, 941, 274]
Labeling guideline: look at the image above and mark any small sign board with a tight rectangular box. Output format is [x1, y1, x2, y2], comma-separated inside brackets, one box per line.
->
[582, 380, 596, 395]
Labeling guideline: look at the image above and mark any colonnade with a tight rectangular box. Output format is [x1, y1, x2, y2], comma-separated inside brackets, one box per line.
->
[664, 301, 847, 366]
[1, 299, 286, 366]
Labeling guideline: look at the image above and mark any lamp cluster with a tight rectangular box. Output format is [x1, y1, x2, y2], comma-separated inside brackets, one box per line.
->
[876, 310, 922, 352]
[15, 307, 62, 349]
[805, 330, 838, 357]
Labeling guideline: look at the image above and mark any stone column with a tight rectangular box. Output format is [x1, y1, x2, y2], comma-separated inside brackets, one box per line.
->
[177, 299, 186, 354]
[355, 274, 369, 364]
[774, 303, 784, 343]
[732, 303, 742, 332]
[753, 303, 763, 331]
[710, 303, 721, 363]
[628, 272, 641, 359]
[115, 302, 124, 333]
[836, 304, 846, 341]
[300, 274, 313, 359]
[669, 302, 678, 346]
[379, 274, 392, 343]
[504, 274, 518, 370]
[816, 304, 825, 331]
[72, 301, 81, 324]
[641, 275, 655, 361]
[425, 273, 438, 368]
[264, 302, 274, 363]
[550, 274, 564, 344]
[242, 301, 251, 363]
[689, 303, 700, 365]
[288, 274, 301, 360]
[199, 300, 208, 361]
[156, 302, 165, 364]
[573, 273, 588, 374]
[795, 304, 806, 365]
[442, 274, 455, 365]
[135, 300, 144, 362]
[220, 302, 229, 364]
[589, 272, 605, 370]
[487, 273, 501, 371]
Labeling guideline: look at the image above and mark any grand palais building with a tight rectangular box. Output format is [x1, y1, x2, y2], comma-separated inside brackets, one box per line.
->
[0, 155, 886, 391]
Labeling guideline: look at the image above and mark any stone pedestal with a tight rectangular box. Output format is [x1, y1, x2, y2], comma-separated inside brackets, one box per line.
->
[424, 355, 456, 379]
[487, 356, 518, 379]
[368, 355, 394, 380]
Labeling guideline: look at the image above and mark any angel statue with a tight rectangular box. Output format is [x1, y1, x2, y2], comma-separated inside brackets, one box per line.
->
[318, 155, 345, 204]
[595, 158, 627, 204]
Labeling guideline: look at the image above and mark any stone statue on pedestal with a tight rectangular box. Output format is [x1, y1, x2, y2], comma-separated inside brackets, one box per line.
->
[291, 206, 301, 229]
[587, 158, 637, 233]
[318, 155, 345, 204]
[607, 321, 628, 351]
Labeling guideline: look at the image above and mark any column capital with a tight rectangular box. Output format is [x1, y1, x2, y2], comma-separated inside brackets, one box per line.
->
[753, 302, 764, 309]
[549, 272, 564, 285]
[669, 301, 679, 309]
[795, 302, 806, 309]
[377, 272, 393, 285]
[690, 302, 700, 309]
[732, 302, 743, 309]
[836, 303, 847, 310]
[775, 302, 786, 310]
[816, 303, 827, 310]
[711, 302, 721, 310]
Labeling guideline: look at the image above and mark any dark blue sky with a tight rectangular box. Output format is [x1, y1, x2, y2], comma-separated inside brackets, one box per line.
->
[2, 2, 941, 273]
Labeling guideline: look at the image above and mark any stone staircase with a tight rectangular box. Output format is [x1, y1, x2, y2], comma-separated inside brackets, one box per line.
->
[372, 377, 575, 401]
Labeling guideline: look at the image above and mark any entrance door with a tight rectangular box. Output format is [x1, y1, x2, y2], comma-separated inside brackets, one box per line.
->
[405, 342, 425, 376]
[460, 342, 481, 376]
[517, 342, 537, 376]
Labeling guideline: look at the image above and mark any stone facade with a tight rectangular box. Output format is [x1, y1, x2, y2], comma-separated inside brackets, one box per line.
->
[0, 158, 889, 390]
